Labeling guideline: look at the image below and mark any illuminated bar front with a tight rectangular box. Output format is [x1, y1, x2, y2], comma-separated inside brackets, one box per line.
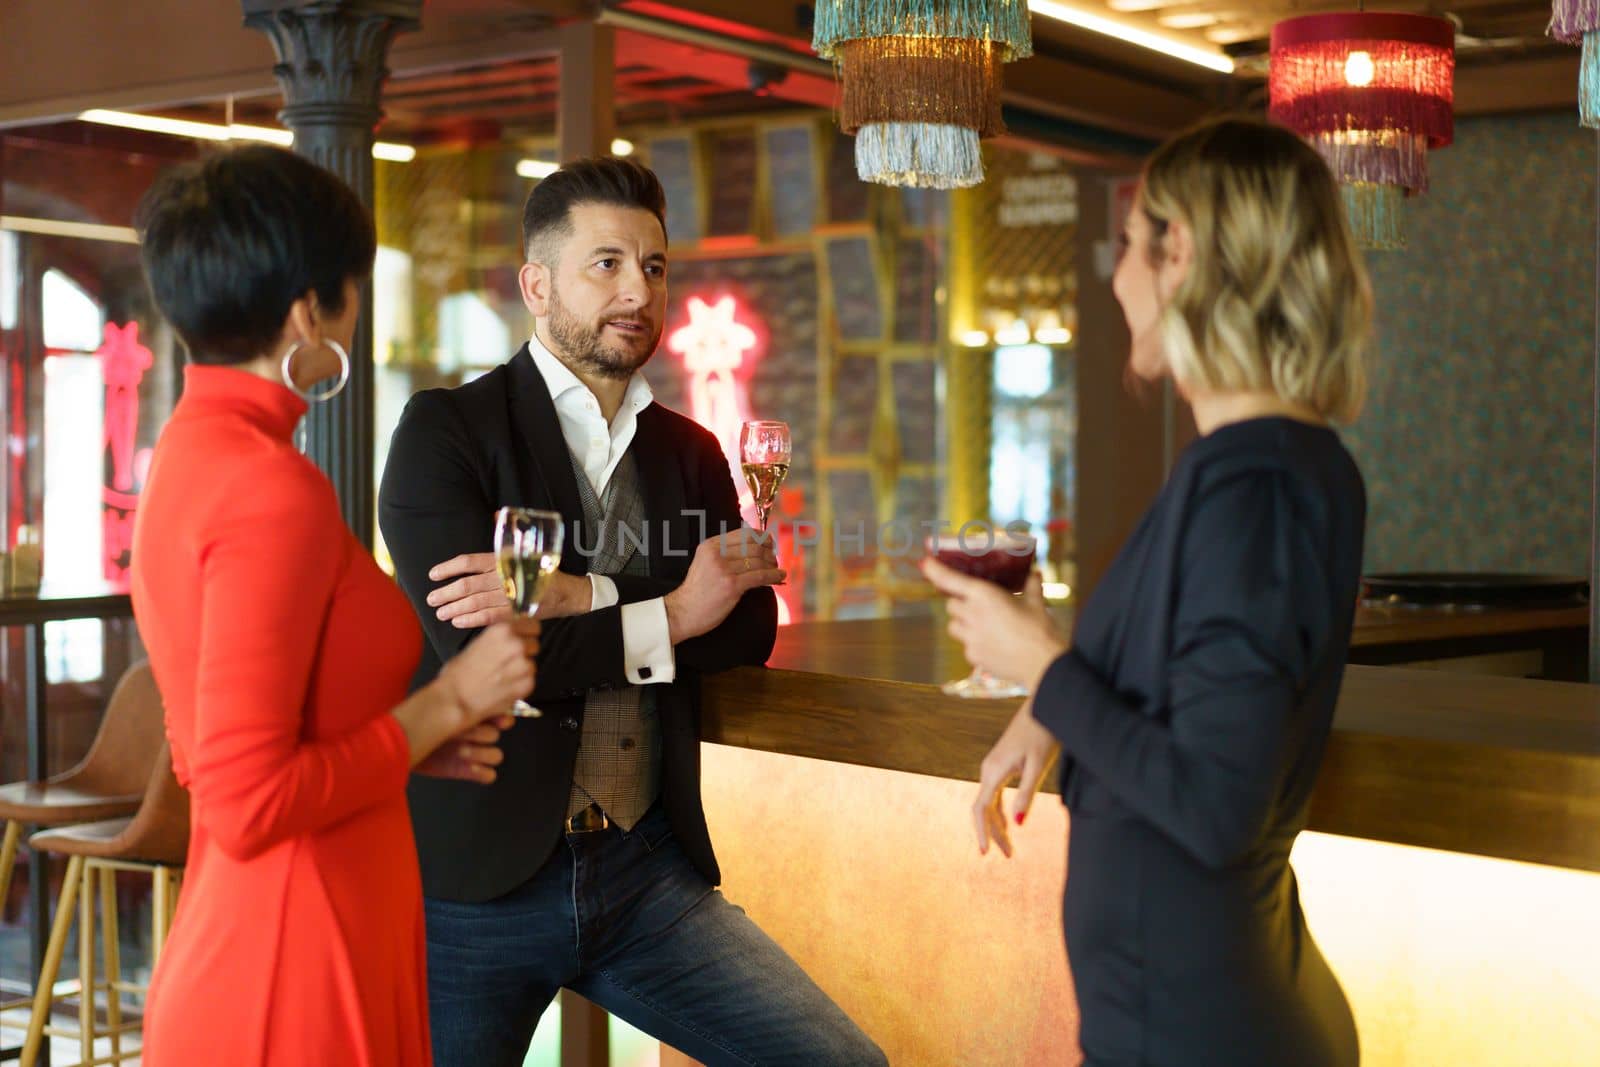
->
[696, 618, 1600, 1066]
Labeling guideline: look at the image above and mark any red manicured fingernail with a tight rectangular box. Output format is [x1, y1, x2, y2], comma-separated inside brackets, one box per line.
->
[1015, 811, 1027, 825]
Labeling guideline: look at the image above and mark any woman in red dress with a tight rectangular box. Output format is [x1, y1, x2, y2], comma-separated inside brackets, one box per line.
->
[129, 146, 539, 1065]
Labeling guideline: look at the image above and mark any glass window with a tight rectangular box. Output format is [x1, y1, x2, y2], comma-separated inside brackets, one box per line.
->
[0, 230, 17, 331]
[41, 270, 108, 681]
[42, 268, 104, 352]
[989, 343, 1075, 594]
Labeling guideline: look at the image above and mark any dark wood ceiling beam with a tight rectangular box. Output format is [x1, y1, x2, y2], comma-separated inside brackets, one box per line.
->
[1003, 56, 1215, 140]
[386, 62, 558, 98]
[401, 87, 561, 114]
[1455, 53, 1581, 115]
[612, 33, 839, 110]
[610, 0, 1216, 141]
[0, 0, 569, 127]
[391, 65, 700, 113]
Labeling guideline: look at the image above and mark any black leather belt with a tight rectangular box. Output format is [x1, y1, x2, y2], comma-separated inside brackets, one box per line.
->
[564, 803, 610, 834]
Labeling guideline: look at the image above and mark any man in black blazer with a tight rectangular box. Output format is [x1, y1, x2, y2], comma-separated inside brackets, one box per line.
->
[379, 158, 884, 1067]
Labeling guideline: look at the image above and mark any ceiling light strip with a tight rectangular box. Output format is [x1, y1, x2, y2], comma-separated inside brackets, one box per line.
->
[77, 109, 415, 162]
[1, 215, 140, 245]
[1028, 1, 1236, 73]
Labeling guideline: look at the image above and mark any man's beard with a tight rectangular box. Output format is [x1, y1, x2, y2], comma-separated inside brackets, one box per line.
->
[546, 283, 661, 381]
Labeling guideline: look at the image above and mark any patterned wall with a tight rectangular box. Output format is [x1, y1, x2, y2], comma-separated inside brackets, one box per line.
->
[1344, 113, 1596, 575]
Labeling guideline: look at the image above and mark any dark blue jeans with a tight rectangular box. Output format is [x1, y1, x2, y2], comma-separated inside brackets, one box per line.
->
[423, 805, 887, 1067]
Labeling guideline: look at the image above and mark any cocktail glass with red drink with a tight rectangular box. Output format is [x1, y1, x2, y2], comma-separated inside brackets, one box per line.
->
[927, 529, 1038, 698]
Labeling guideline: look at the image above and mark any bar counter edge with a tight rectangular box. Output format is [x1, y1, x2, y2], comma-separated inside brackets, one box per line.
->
[701, 649, 1600, 875]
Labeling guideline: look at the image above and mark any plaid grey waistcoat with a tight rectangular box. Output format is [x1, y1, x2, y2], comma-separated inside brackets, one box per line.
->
[565, 448, 660, 829]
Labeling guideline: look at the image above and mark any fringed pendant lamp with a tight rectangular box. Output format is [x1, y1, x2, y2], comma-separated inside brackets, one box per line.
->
[1269, 12, 1455, 250]
[812, 0, 1032, 189]
[1548, 0, 1600, 126]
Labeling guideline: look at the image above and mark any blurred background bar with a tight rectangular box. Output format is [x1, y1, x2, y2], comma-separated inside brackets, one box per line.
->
[0, 1, 1596, 1065]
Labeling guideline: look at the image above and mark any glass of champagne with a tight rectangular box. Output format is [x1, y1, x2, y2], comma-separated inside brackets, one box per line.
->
[740, 420, 790, 534]
[927, 528, 1038, 698]
[493, 507, 564, 718]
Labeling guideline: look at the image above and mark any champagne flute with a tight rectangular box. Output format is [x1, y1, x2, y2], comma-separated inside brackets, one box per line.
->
[926, 528, 1038, 698]
[740, 420, 791, 534]
[493, 507, 564, 718]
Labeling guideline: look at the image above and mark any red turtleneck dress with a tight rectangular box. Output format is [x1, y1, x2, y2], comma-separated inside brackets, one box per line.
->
[131, 364, 429, 1065]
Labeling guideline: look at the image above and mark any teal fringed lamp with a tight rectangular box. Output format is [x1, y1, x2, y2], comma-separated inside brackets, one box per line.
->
[1549, 0, 1600, 126]
[812, 0, 1033, 189]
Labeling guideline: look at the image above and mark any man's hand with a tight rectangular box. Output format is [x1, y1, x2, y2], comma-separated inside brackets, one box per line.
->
[664, 527, 784, 644]
[426, 552, 590, 626]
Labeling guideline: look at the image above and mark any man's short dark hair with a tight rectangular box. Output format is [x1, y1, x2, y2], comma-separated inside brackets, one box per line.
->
[521, 156, 667, 265]
[135, 144, 376, 365]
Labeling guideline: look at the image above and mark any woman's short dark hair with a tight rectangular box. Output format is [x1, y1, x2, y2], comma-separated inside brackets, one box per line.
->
[135, 144, 376, 365]
[521, 156, 667, 265]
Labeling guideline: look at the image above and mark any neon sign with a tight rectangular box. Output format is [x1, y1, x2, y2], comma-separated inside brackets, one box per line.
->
[666, 294, 799, 624]
[667, 295, 757, 479]
[96, 321, 152, 587]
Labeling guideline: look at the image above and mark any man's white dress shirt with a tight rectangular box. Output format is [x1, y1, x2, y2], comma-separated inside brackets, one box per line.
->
[528, 333, 675, 685]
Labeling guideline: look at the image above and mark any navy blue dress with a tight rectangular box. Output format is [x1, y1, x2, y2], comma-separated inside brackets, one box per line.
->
[1034, 417, 1363, 1067]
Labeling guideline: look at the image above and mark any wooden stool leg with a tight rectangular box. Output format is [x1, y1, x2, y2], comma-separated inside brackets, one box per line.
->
[0, 820, 20, 920]
[165, 869, 180, 936]
[22, 854, 83, 1067]
[99, 866, 122, 1062]
[151, 868, 172, 963]
[78, 862, 96, 1065]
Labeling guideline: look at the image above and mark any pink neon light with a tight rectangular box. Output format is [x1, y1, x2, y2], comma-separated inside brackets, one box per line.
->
[666, 294, 799, 624]
[667, 295, 758, 476]
[98, 322, 152, 492]
[95, 321, 153, 587]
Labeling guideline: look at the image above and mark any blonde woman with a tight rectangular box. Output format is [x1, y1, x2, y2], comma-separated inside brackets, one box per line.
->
[924, 117, 1368, 1067]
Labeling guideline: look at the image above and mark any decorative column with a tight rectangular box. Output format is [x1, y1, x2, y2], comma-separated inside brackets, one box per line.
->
[242, 0, 422, 546]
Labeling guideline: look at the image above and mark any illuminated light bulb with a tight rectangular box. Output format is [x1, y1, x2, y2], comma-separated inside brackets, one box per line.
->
[1344, 50, 1376, 87]
[517, 159, 559, 180]
[994, 317, 1032, 347]
[1158, 12, 1219, 29]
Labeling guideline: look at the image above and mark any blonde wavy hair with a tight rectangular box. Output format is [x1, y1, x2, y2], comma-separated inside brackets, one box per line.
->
[1139, 117, 1372, 423]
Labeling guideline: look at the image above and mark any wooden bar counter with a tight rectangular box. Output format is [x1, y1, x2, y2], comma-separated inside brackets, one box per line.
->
[693, 613, 1600, 1065]
[702, 613, 1600, 873]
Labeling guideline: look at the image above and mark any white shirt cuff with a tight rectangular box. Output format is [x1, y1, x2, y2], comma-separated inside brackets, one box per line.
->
[620, 597, 676, 685]
[588, 573, 619, 611]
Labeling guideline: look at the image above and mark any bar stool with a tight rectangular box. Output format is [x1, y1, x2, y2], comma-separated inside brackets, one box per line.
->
[0, 660, 165, 1051]
[20, 741, 188, 1067]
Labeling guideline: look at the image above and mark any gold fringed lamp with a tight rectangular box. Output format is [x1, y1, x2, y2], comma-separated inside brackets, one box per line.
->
[812, 1, 1032, 189]
[1269, 12, 1455, 250]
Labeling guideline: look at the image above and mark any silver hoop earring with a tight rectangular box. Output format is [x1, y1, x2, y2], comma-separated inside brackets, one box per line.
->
[280, 339, 351, 403]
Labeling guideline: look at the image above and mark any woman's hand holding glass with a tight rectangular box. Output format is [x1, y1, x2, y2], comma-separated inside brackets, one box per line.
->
[920, 550, 1066, 694]
[493, 508, 563, 718]
[408, 619, 539, 784]
[920, 556, 1070, 855]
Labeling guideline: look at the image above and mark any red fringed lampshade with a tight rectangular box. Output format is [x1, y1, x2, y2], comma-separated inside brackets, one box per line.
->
[1269, 12, 1455, 249]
